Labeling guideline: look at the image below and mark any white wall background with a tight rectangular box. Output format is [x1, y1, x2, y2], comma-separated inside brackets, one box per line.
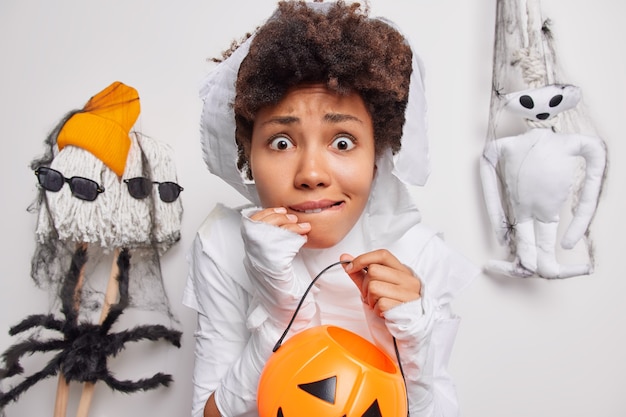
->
[0, 1, 624, 416]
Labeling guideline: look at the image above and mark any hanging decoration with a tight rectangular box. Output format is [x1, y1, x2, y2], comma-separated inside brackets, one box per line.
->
[0, 82, 183, 416]
[480, 0, 608, 279]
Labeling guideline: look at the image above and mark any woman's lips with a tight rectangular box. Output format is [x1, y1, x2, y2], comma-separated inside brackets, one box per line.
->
[289, 200, 344, 214]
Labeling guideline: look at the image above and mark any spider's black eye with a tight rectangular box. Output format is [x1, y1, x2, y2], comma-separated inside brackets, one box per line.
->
[549, 94, 563, 107]
[519, 95, 534, 109]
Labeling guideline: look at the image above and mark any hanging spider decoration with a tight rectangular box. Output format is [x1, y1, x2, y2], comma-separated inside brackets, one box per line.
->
[0, 246, 182, 409]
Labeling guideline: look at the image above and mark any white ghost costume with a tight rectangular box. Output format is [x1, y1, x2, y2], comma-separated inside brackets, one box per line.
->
[183, 4, 478, 417]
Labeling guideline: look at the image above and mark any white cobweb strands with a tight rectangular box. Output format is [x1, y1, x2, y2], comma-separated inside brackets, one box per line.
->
[488, 0, 600, 137]
[487, 0, 556, 138]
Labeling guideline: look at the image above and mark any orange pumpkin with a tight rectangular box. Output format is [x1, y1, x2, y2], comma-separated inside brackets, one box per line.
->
[258, 325, 407, 417]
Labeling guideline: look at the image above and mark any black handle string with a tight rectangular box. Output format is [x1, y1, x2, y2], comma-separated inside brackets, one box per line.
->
[272, 260, 350, 352]
[271, 259, 410, 416]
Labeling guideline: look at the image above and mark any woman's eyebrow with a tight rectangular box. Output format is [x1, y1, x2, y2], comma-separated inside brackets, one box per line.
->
[260, 116, 299, 126]
[324, 113, 363, 124]
[260, 113, 363, 126]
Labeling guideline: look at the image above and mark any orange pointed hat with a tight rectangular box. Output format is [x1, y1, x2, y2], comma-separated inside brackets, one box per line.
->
[57, 81, 140, 177]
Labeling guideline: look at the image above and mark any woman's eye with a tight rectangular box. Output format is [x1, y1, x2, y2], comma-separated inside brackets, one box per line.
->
[269, 136, 294, 151]
[331, 135, 356, 151]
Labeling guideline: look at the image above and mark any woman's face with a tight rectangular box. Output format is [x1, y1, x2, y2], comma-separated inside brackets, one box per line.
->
[250, 84, 376, 249]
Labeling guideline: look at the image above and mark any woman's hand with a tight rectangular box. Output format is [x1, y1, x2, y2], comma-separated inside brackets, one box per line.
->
[341, 250, 421, 316]
[242, 206, 315, 327]
[250, 207, 311, 237]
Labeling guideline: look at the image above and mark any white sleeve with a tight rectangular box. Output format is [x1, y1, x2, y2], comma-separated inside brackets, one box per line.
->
[183, 209, 320, 417]
[183, 233, 251, 417]
[212, 317, 284, 417]
[240, 208, 317, 327]
[383, 298, 461, 417]
[372, 236, 477, 417]
[185, 246, 287, 417]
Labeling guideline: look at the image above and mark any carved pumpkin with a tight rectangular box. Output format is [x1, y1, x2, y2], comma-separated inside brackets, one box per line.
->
[258, 325, 407, 417]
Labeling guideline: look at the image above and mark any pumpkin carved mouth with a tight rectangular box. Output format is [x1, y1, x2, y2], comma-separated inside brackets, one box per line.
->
[276, 401, 383, 417]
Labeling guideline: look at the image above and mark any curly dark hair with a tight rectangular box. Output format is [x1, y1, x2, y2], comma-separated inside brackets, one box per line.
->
[232, 1, 413, 178]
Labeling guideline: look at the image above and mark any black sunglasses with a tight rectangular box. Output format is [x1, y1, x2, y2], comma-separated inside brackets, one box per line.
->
[123, 177, 183, 203]
[35, 167, 105, 202]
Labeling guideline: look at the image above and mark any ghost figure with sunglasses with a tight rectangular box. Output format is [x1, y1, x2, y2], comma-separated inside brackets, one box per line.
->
[185, 2, 478, 417]
[30, 81, 183, 316]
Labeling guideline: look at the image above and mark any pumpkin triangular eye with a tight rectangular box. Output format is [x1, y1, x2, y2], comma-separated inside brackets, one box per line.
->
[298, 376, 336, 404]
[361, 399, 383, 417]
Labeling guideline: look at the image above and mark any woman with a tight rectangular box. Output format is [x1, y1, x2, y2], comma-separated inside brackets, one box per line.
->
[185, 2, 478, 416]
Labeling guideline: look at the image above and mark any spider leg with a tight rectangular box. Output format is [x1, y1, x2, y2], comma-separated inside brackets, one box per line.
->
[1, 338, 66, 378]
[0, 352, 64, 408]
[9, 314, 64, 336]
[106, 325, 182, 357]
[102, 371, 173, 394]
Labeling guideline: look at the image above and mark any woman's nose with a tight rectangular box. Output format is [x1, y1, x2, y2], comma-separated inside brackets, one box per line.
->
[293, 149, 331, 189]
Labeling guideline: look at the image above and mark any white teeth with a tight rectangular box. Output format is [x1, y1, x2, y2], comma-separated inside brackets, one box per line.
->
[304, 208, 323, 214]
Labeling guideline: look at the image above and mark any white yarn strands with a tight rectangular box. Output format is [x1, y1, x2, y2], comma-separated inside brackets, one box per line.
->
[35, 146, 121, 248]
[134, 132, 183, 251]
[511, 0, 555, 87]
[115, 135, 152, 248]
[34, 134, 183, 251]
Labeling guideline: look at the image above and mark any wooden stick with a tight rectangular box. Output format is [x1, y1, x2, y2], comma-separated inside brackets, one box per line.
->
[75, 248, 121, 417]
[53, 243, 88, 417]
[53, 373, 70, 417]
